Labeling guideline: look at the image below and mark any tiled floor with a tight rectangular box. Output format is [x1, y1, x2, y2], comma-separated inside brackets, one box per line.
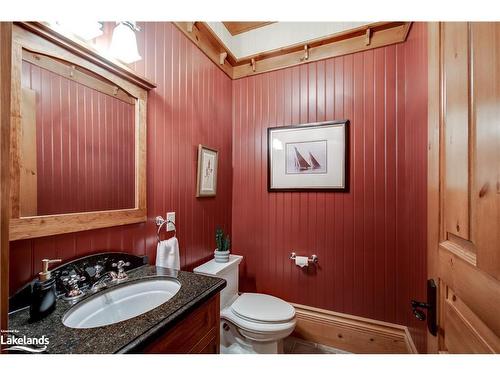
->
[283, 336, 351, 354]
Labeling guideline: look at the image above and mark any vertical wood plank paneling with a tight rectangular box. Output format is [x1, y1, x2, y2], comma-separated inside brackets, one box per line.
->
[10, 23, 233, 297]
[232, 23, 428, 352]
[9, 21, 427, 352]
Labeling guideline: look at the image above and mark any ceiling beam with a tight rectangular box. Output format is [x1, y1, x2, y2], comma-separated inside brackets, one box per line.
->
[222, 22, 275, 36]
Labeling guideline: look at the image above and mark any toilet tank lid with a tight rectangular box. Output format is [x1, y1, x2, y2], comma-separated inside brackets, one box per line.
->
[193, 254, 243, 276]
[231, 293, 295, 323]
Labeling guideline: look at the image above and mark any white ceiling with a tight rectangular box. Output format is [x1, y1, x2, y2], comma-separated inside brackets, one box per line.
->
[206, 22, 370, 60]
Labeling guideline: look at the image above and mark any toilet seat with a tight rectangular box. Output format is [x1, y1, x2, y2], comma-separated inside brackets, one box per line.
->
[231, 293, 295, 323]
[221, 293, 296, 341]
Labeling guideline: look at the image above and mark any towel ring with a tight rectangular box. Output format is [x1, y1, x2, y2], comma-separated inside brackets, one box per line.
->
[155, 216, 176, 243]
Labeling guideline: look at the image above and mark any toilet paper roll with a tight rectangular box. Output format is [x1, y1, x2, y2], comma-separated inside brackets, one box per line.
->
[295, 256, 309, 268]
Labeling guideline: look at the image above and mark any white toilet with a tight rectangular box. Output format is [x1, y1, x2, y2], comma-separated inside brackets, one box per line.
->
[194, 255, 296, 354]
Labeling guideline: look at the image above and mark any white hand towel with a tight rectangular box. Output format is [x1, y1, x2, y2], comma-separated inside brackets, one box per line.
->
[156, 237, 180, 270]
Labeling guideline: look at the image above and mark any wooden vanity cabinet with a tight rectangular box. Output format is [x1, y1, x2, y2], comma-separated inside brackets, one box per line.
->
[141, 294, 220, 354]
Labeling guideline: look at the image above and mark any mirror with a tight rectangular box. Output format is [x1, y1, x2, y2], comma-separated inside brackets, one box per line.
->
[9, 23, 154, 241]
[19, 51, 136, 216]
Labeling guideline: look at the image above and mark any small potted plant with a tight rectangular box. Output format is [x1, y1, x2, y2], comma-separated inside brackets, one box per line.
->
[214, 227, 231, 263]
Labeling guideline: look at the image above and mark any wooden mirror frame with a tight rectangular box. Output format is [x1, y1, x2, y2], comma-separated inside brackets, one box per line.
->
[9, 22, 156, 241]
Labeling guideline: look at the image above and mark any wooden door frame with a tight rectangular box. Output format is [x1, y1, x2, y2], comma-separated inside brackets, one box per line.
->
[0, 22, 13, 337]
[427, 21, 441, 354]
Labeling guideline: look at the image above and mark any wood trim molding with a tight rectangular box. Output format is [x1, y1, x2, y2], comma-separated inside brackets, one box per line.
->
[174, 22, 412, 80]
[9, 209, 146, 241]
[291, 303, 418, 354]
[0, 22, 13, 338]
[234, 22, 410, 65]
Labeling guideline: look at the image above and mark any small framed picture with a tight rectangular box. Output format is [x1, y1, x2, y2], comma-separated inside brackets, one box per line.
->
[196, 145, 218, 197]
[267, 120, 348, 191]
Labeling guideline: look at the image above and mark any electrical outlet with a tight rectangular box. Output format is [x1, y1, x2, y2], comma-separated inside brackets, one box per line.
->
[166, 212, 175, 232]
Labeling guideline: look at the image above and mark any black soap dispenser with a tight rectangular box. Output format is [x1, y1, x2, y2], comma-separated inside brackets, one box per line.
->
[30, 258, 61, 321]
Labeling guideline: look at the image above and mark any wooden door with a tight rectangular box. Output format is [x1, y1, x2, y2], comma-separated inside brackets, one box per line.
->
[0, 22, 13, 338]
[428, 22, 500, 353]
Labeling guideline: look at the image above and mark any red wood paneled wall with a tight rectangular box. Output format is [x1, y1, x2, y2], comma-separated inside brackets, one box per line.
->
[10, 21, 428, 351]
[232, 23, 428, 350]
[22, 60, 135, 215]
[10, 23, 233, 293]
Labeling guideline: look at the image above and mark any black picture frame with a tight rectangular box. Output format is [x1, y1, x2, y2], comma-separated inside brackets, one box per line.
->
[267, 120, 349, 192]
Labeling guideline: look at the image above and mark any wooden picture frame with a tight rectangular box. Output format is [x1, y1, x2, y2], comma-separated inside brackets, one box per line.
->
[8, 22, 156, 241]
[196, 145, 218, 197]
[267, 120, 349, 192]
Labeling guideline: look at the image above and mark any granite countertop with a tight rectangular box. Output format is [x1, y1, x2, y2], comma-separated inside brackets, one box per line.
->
[8, 266, 226, 353]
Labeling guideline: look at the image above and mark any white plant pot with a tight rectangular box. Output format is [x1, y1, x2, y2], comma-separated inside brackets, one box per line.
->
[214, 249, 230, 263]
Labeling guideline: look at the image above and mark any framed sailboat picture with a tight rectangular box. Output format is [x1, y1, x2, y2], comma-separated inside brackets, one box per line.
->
[196, 145, 218, 197]
[267, 120, 348, 191]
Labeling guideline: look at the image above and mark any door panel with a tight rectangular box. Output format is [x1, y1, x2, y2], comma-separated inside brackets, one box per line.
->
[442, 22, 470, 241]
[429, 22, 500, 353]
[471, 22, 500, 279]
[443, 290, 494, 353]
[439, 249, 500, 340]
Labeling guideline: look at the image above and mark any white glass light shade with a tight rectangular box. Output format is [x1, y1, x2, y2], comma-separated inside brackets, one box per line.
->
[109, 22, 142, 64]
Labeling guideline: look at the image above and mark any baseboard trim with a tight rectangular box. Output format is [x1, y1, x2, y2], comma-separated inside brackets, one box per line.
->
[291, 303, 418, 354]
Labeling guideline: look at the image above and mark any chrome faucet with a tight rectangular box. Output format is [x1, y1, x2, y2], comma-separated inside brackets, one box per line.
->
[61, 274, 86, 300]
[94, 264, 104, 279]
[89, 260, 130, 292]
[111, 260, 130, 280]
[90, 271, 115, 292]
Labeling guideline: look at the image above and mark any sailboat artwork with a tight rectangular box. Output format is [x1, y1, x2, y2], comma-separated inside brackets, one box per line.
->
[268, 120, 347, 190]
[286, 141, 327, 174]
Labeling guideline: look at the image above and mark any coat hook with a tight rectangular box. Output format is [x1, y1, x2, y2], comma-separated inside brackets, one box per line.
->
[187, 22, 194, 33]
[303, 44, 309, 61]
[219, 52, 227, 65]
[251, 58, 256, 72]
[70, 65, 76, 77]
[365, 28, 372, 46]
[113, 86, 119, 96]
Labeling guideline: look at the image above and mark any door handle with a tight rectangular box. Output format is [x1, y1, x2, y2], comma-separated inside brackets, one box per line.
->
[411, 279, 438, 336]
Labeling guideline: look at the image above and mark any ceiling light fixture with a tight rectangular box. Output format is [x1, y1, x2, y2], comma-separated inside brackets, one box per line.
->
[109, 21, 142, 64]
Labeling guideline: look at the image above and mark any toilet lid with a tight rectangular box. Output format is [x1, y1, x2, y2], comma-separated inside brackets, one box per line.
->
[231, 293, 295, 323]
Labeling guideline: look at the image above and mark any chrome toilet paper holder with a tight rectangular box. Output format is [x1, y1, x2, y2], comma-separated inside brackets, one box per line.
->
[289, 252, 318, 264]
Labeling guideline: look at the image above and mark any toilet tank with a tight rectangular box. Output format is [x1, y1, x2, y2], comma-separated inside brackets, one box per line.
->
[193, 255, 243, 308]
